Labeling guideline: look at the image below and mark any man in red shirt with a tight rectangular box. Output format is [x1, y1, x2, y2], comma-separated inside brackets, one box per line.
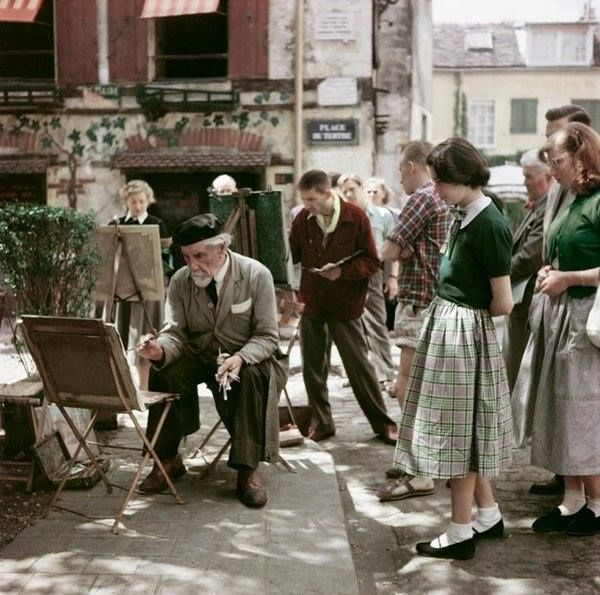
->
[289, 170, 397, 444]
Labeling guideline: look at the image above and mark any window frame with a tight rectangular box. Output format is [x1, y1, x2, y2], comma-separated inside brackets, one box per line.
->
[527, 27, 593, 67]
[468, 98, 496, 149]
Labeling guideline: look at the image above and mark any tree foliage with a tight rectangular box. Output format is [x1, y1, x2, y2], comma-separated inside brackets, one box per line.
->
[0, 205, 100, 317]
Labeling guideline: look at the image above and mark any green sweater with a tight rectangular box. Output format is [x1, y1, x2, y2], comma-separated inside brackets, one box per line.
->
[546, 188, 600, 299]
[437, 204, 512, 309]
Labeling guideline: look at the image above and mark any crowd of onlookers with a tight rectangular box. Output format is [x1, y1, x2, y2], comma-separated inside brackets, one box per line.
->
[108, 102, 599, 560]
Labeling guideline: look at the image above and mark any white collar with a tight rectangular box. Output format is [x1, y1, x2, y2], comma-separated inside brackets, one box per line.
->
[125, 211, 148, 224]
[214, 252, 230, 286]
[460, 195, 491, 228]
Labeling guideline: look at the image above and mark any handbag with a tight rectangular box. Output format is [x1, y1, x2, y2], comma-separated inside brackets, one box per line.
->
[586, 288, 600, 348]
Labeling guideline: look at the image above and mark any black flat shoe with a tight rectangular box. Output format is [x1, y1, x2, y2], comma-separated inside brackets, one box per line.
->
[532, 507, 582, 533]
[567, 507, 600, 537]
[416, 538, 475, 560]
[473, 518, 504, 540]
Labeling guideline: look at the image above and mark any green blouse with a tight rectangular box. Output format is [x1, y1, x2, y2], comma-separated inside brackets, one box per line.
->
[546, 188, 600, 299]
[437, 204, 512, 309]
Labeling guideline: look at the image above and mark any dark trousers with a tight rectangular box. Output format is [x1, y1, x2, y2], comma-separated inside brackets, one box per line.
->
[300, 315, 395, 434]
[146, 352, 267, 470]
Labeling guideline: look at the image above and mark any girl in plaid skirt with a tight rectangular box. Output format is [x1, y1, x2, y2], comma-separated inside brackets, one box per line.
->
[394, 138, 514, 560]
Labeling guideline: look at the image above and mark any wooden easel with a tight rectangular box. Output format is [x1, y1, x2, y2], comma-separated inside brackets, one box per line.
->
[20, 316, 184, 534]
[102, 222, 157, 335]
[221, 189, 259, 259]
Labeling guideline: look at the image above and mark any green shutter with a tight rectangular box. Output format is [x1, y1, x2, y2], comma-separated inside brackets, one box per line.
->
[511, 99, 537, 134]
[571, 100, 600, 132]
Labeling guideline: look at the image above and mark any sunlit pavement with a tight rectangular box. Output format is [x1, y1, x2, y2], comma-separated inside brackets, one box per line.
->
[2, 325, 600, 593]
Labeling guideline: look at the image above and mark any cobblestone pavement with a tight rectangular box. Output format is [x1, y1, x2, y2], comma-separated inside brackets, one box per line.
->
[312, 345, 600, 595]
[2, 323, 600, 594]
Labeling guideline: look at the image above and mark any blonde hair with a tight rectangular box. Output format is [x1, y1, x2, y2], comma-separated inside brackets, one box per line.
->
[119, 179, 155, 205]
[338, 173, 363, 187]
[365, 177, 392, 204]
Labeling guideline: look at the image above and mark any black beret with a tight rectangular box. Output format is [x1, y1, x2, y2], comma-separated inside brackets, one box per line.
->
[172, 214, 223, 246]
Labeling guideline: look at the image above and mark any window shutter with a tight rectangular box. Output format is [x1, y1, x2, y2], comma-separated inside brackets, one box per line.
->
[572, 99, 600, 132]
[55, 0, 98, 85]
[510, 99, 537, 134]
[228, 0, 268, 79]
[108, 0, 148, 82]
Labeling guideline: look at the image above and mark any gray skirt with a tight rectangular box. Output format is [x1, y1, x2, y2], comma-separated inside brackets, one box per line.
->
[394, 296, 513, 478]
[530, 291, 600, 475]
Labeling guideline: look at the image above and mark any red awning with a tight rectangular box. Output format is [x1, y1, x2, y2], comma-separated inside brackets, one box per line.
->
[140, 0, 219, 19]
[0, 0, 43, 23]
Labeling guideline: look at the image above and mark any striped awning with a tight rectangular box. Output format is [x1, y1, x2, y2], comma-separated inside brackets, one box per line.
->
[0, 0, 43, 22]
[140, 0, 219, 19]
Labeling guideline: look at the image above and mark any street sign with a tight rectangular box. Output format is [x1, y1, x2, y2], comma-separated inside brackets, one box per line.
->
[306, 119, 358, 145]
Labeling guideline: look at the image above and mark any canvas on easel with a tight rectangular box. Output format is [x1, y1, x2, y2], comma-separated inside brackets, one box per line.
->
[92, 224, 165, 304]
[20, 315, 183, 534]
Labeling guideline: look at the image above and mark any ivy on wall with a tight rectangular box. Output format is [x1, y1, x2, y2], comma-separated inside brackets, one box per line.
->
[0, 114, 190, 208]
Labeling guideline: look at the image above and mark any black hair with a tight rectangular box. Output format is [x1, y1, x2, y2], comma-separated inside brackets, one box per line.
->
[427, 137, 490, 188]
[545, 104, 592, 126]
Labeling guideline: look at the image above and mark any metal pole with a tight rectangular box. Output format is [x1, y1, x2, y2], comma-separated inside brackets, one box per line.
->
[293, 0, 304, 203]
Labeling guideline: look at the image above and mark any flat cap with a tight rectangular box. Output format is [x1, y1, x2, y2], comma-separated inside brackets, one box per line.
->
[172, 214, 223, 246]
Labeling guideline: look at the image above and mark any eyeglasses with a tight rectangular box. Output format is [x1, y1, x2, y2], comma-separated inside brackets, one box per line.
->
[549, 155, 568, 168]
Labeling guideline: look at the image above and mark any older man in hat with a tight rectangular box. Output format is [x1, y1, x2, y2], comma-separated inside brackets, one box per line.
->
[137, 214, 286, 507]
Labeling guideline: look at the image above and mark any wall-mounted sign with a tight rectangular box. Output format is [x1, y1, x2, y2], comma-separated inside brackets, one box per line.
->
[314, 12, 356, 42]
[306, 120, 358, 145]
[317, 78, 358, 106]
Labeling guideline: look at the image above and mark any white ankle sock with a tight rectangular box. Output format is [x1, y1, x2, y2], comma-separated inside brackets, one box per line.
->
[472, 503, 502, 533]
[558, 488, 586, 516]
[586, 497, 600, 517]
[430, 521, 473, 549]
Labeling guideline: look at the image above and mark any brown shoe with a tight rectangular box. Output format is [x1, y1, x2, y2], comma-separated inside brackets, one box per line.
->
[139, 455, 187, 494]
[308, 425, 336, 442]
[237, 468, 268, 508]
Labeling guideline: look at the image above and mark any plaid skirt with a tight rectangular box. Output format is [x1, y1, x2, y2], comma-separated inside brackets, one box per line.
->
[393, 296, 513, 478]
[530, 292, 600, 475]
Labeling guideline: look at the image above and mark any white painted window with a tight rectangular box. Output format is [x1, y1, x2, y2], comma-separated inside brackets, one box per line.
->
[468, 100, 495, 148]
[527, 28, 591, 66]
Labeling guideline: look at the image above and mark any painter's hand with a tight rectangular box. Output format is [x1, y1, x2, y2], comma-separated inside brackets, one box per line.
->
[318, 264, 342, 281]
[136, 334, 163, 362]
[217, 354, 243, 383]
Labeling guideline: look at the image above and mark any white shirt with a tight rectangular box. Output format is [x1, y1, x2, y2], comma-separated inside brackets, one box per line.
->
[125, 211, 148, 224]
[213, 252, 230, 297]
[460, 195, 491, 228]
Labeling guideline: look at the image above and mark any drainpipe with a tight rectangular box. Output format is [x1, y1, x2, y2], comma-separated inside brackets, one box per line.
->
[97, 0, 109, 84]
[293, 0, 304, 203]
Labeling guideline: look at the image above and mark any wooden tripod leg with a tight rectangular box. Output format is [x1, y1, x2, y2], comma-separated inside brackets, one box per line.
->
[200, 438, 231, 478]
[120, 399, 184, 506]
[189, 419, 222, 459]
[112, 401, 182, 534]
[46, 409, 105, 517]
[278, 456, 297, 474]
[56, 405, 112, 491]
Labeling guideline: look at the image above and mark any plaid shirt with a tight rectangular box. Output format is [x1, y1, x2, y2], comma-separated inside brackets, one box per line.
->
[386, 181, 452, 308]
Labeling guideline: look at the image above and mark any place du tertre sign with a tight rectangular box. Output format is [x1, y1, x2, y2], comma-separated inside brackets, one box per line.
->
[306, 119, 358, 145]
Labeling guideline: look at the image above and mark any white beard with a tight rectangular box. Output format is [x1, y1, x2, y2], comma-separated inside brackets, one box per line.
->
[191, 272, 212, 288]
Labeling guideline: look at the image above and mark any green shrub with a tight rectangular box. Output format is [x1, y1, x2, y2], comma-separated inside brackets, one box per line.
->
[0, 204, 100, 317]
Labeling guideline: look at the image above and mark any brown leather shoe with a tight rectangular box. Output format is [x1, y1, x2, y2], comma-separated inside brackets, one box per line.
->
[307, 425, 336, 442]
[139, 455, 187, 494]
[378, 425, 398, 445]
[237, 468, 268, 508]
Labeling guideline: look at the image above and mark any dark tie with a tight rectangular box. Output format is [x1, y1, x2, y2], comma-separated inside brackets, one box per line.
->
[206, 278, 218, 306]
